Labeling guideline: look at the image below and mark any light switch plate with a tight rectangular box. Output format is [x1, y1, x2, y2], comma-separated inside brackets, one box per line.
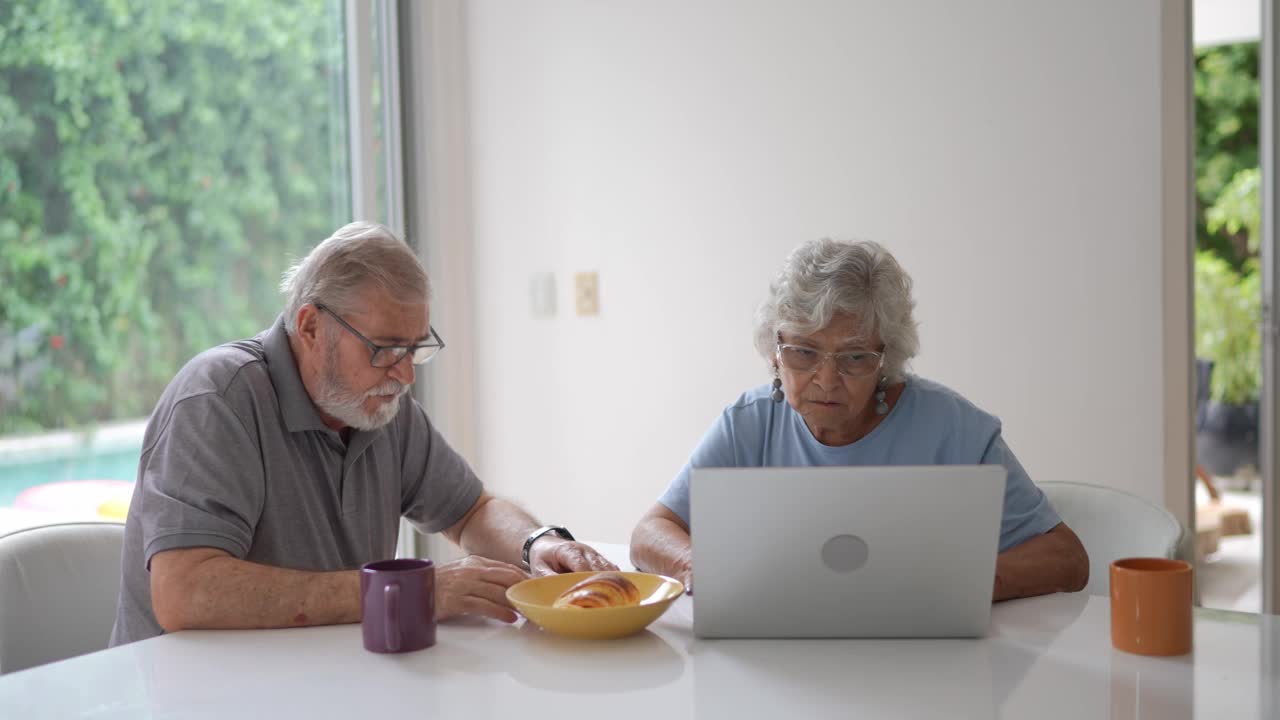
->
[530, 272, 557, 317]
[575, 272, 599, 316]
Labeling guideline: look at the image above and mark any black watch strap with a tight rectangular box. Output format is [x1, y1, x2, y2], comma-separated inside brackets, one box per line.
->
[521, 525, 575, 569]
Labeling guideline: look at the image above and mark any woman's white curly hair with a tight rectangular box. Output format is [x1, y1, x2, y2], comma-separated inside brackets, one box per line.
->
[752, 238, 919, 383]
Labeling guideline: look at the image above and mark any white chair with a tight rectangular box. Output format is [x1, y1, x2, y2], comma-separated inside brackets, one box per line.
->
[0, 522, 125, 674]
[1038, 481, 1185, 597]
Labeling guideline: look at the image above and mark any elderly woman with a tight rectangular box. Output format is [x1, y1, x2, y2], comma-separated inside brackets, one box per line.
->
[631, 239, 1088, 601]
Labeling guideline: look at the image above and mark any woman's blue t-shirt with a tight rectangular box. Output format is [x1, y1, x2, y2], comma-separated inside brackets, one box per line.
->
[658, 376, 1061, 552]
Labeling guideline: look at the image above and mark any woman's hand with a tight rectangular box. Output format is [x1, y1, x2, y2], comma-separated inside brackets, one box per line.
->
[630, 502, 694, 593]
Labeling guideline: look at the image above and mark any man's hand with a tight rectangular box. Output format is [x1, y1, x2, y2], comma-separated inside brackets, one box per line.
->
[528, 539, 618, 576]
[434, 555, 529, 623]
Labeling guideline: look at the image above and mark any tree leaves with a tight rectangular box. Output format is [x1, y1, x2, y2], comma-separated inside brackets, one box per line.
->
[0, 0, 346, 432]
[1195, 42, 1259, 267]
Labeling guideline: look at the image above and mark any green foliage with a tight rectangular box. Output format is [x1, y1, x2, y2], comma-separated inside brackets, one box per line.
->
[1193, 42, 1261, 404]
[1206, 166, 1260, 255]
[0, 0, 348, 433]
[1195, 42, 1259, 267]
[1195, 252, 1261, 405]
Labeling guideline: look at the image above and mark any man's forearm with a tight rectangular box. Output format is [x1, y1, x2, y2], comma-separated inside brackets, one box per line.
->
[441, 493, 615, 575]
[993, 523, 1089, 602]
[452, 496, 540, 566]
[153, 553, 360, 632]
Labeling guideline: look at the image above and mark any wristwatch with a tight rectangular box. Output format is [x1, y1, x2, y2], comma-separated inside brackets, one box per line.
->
[521, 525, 575, 570]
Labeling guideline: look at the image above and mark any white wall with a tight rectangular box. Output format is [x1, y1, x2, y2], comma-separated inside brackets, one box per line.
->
[450, 0, 1186, 543]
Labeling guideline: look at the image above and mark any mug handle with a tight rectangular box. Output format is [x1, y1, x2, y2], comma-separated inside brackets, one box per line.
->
[384, 582, 401, 652]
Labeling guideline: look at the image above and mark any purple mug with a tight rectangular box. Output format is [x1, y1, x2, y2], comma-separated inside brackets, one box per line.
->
[360, 559, 435, 653]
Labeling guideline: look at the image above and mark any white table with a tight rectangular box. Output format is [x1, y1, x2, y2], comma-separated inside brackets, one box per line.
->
[1, 543, 1277, 719]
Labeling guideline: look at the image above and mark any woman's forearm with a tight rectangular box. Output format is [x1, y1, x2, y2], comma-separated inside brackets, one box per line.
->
[631, 516, 693, 587]
[993, 523, 1090, 602]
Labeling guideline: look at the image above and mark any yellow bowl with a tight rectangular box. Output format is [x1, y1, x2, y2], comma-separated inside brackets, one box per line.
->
[507, 571, 684, 640]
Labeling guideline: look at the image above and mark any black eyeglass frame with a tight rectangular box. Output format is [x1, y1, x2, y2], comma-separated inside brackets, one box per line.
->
[315, 303, 445, 368]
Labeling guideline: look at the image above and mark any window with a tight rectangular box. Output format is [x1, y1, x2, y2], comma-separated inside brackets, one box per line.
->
[0, 0, 397, 530]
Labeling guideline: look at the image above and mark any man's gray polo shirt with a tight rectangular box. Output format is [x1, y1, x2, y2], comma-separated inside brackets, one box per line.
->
[110, 317, 482, 646]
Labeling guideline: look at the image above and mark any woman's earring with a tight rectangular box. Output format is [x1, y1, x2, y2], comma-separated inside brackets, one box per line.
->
[874, 376, 889, 415]
[771, 372, 785, 403]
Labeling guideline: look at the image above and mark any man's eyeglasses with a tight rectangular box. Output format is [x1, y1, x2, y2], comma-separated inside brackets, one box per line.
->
[315, 303, 445, 368]
[775, 343, 884, 378]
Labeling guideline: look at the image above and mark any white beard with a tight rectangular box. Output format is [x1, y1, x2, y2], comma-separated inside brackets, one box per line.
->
[314, 341, 408, 431]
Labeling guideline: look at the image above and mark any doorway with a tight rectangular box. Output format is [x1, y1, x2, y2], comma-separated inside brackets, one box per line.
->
[1192, 0, 1267, 612]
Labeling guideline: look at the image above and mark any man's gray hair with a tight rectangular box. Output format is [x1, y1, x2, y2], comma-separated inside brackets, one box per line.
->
[752, 238, 919, 383]
[279, 221, 431, 333]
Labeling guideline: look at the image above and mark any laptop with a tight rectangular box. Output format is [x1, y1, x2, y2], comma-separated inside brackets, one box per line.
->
[690, 465, 1006, 638]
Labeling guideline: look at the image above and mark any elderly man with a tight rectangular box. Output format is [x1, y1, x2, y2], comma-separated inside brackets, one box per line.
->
[110, 222, 613, 646]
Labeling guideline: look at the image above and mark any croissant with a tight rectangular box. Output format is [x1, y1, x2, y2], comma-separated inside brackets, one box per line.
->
[552, 572, 642, 609]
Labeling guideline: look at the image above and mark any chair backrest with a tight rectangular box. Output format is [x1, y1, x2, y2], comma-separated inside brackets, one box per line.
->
[1038, 481, 1184, 596]
[0, 522, 125, 674]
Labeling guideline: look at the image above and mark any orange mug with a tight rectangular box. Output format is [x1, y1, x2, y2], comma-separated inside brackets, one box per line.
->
[1110, 558, 1193, 656]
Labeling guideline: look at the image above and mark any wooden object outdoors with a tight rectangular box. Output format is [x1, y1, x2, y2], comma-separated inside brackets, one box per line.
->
[1193, 464, 1254, 566]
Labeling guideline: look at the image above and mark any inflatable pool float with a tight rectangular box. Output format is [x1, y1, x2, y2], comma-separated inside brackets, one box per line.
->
[14, 479, 133, 521]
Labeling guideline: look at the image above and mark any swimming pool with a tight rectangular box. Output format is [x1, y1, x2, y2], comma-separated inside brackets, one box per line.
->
[0, 447, 140, 506]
